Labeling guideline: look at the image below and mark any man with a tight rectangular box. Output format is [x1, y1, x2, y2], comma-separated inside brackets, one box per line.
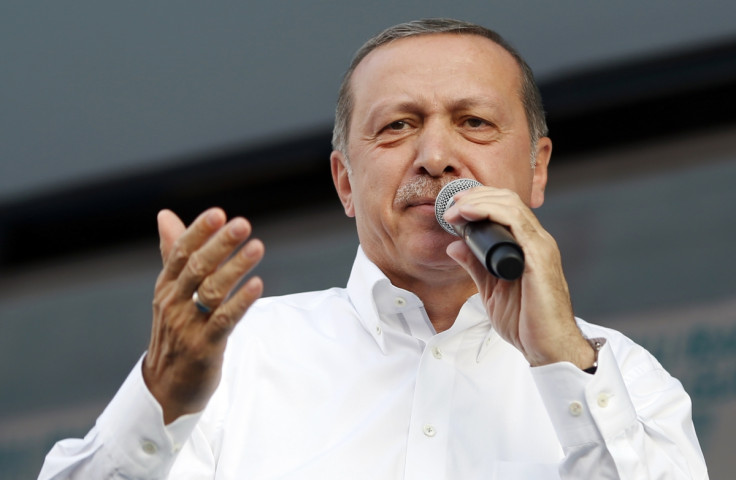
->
[39, 19, 708, 479]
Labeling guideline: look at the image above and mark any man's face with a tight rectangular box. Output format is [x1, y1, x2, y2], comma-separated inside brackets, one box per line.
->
[331, 33, 551, 288]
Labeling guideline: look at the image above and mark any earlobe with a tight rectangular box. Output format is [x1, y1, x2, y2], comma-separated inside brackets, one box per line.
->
[330, 150, 355, 217]
[530, 137, 552, 208]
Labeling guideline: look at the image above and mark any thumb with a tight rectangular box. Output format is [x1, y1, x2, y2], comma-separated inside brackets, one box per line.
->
[157, 209, 186, 265]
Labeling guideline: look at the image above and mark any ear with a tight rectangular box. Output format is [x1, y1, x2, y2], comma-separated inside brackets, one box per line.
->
[331, 150, 355, 217]
[530, 137, 552, 208]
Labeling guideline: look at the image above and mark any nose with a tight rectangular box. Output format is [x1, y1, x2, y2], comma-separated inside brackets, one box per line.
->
[413, 119, 462, 177]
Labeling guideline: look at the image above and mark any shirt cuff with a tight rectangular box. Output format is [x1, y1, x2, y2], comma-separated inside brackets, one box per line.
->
[530, 340, 638, 449]
[95, 354, 203, 478]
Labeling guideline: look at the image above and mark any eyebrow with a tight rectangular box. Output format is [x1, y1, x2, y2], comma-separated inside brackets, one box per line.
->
[450, 96, 502, 110]
[364, 99, 423, 122]
[364, 95, 503, 124]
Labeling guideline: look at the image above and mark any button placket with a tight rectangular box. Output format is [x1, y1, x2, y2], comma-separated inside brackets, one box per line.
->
[404, 331, 456, 477]
[568, 401, 584, 417]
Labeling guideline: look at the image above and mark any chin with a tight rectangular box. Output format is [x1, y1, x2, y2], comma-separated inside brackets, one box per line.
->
[403, 233, 460, 269]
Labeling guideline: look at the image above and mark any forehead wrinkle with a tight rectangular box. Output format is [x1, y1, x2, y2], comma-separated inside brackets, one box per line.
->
[355, 96, 432, 137]
[348, 35, 525, 139]
[364, 97, 428, 120]
[447, 95, 505, 113]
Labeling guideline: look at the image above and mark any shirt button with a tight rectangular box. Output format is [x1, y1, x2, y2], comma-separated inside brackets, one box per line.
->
[569, 401, 583, 417]
[423, 424, 437, 437]
[141, 440, 158, 455]
[375, 325, 382, 335]
[597, 393, 610, 408]
[431, 346, 443, 359]
[395, 297, 406, 307]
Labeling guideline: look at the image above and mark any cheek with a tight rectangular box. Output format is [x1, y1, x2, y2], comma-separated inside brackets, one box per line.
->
[351, 174, 389, 216]
[352, 155, 403, 197]
[478, 156, 535, 201]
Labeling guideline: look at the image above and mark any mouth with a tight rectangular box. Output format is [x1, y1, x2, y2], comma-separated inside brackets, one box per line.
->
[406, 197, 436, 208]
[404, 197, 440, 223]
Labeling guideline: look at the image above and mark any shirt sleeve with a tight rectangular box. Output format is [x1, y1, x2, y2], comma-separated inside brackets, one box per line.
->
[531, 339, 709, 479]
[38, 355, 207, 480]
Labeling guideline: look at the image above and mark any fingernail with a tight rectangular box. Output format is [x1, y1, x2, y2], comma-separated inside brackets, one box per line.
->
[229, 219, 248, 238]
[246, 277, 262, 293]
[206, 210, 221, 227]
[242, 240, 260, 258]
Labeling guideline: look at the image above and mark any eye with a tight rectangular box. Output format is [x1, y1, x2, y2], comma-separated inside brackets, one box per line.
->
[459, 115, 499, 143]
[387, 120, 408, 131]
[464, 117, 490, 128]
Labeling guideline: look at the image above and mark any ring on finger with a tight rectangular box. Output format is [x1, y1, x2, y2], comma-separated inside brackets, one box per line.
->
[192, 289, 214, 314]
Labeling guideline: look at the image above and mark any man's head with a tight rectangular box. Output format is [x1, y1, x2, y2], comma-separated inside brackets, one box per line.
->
[332, 18, 548, 164]
[329, 19, 552, 290]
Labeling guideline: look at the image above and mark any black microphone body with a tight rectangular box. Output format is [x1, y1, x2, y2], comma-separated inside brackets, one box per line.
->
[435, 179, 525, 281]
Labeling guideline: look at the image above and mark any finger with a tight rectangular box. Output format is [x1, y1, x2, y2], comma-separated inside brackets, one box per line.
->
[445, 189, 546, 246]
[177, 216, 254, 296]
[447, 189, 560, 279]
[195, 237, 265, 312]
[157, 209, 186, 265]
[446, 238, 499, 292]
[205, 275, 264, 342]
[444, 188, 520, 226]
[161, 208, 227, 282]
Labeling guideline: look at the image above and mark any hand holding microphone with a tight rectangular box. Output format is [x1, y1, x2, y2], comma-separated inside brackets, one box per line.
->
[435, 179, 525, 281]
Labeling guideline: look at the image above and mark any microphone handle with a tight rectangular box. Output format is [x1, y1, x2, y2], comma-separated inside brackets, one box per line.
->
[459, 221, 525, 280]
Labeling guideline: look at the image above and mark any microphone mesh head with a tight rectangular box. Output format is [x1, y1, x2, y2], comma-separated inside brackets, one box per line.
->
[435, 178, 483, 236]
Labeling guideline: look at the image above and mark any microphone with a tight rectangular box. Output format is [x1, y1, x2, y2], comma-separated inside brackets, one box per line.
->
[435, 179, 525, 281]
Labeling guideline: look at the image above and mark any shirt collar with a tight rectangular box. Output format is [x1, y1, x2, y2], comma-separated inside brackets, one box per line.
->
[346, 247, 394, 353]
[346, 246, 495, 356]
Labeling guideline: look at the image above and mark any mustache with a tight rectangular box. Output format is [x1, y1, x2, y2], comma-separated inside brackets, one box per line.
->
[394, 176, 456, 207]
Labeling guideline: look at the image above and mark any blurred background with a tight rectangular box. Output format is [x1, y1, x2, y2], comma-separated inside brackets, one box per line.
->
[1, 1, 735, 478]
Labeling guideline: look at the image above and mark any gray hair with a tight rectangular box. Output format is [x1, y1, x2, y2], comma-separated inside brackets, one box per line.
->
[331, 18, 548, 166]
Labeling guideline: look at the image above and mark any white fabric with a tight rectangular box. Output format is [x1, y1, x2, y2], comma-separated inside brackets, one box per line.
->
[39, 247, 708, 479]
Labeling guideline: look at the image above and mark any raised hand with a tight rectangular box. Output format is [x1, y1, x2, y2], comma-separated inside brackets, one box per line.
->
[443, 187, 595, 370]
[143, 208, 265, 424]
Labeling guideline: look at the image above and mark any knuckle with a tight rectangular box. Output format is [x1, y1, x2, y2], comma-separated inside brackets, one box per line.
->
[198, 280, 220, 302]
[207, 310, 237, 339]
[152, 288, 175, 314]
[502, 188, 521, 201]
[209, 310, 232, 329]
[541, 229, 557, 245]
[509, 203, 524, 217]
[169, 241, 190, 265]
[152, 296, 163, 314]
[521, 221, 537, 237]
[185, 252, 210, 278]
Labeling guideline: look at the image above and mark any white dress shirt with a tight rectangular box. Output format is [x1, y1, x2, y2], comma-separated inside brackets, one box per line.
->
[40, 247, 708, 479]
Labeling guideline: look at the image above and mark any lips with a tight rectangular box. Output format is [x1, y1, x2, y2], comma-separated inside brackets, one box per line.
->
[407, 197, 436, 208]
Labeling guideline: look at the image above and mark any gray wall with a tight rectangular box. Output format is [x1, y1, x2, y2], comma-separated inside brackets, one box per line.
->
[2, 1, 735, 200]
